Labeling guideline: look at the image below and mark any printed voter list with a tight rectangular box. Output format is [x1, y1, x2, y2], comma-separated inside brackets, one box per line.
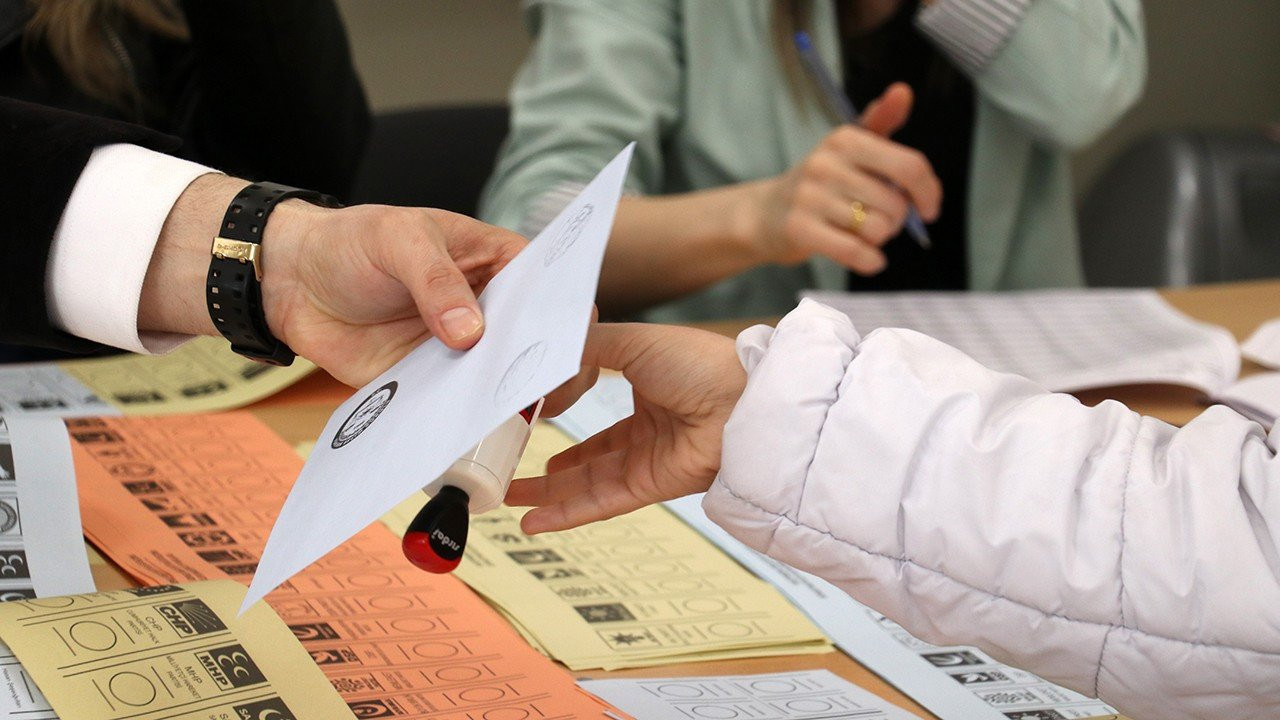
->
[244, 144, 636, 612]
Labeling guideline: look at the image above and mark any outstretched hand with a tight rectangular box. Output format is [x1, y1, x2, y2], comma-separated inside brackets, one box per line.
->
[507, 322, 746, 534]
[260, 201, 528, 386]
[140, 173, 535, 388]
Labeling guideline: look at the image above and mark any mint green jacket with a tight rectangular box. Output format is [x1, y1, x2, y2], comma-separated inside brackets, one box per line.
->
[480, 0, 1147, 321]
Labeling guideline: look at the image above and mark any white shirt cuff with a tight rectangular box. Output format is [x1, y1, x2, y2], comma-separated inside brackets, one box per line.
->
[46, 144, 215, 354]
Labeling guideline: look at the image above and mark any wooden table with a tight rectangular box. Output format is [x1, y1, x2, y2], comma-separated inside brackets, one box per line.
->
[89, 278, 1280, 719]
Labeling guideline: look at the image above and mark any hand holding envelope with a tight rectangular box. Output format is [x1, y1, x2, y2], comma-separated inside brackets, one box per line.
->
[244, 145, 636, 612]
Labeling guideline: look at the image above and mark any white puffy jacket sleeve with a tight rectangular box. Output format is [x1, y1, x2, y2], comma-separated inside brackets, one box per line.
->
[703, 300, 1280, 720]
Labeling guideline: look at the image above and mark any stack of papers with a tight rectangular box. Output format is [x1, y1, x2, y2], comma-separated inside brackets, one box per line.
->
[1232, 319, 1280, 425]
[383, 422, 831, 671]
[555, 381, 1120, 718]
[0, 414, 96, 720]
[0, 415, 92, 599]
[666, 496, 1120, 720]
[802, 289, 1241, 393]
[581, 670, 920, 720]
[0, 581, 353, 720]
[804, 290, 1280, 425]
[0, 336, 314, 417]
[1243, 318, 1280, 368]
[71, 412, 616, 718]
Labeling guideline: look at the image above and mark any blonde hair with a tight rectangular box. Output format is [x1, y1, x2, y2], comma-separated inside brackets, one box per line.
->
[24, 0, 188, 113]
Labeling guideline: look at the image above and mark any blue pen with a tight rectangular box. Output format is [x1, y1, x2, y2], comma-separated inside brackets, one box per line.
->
[794, 31, 932, 249]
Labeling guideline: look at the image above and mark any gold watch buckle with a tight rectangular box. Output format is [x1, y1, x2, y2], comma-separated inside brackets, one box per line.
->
[211, 237, 262, 281]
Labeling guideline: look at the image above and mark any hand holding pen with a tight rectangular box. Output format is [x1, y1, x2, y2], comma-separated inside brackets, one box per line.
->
[742, 38, 941, 276]
[794, 31, 936, 250]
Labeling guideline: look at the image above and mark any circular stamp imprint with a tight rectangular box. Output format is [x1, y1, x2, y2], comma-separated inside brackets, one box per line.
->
[544, 204, 593, 267]
[331, 381, 398, 449]
[494, 342, 546, 404]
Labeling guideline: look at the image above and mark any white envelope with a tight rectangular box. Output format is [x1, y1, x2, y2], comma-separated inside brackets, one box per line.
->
[244, 144, 635, 612]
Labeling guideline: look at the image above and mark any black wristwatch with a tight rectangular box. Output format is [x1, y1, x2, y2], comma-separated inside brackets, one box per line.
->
[205, 182, 340, 366]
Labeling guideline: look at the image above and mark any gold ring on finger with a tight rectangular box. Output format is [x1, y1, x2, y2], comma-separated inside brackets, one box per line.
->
[849, 200, 868, 234]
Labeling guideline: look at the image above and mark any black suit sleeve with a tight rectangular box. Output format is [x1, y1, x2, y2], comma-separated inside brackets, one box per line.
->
[173, 0, 371, 199]
[0, 97, 181, 351]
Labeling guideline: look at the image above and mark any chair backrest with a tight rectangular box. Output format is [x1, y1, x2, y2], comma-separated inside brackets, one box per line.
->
[1079, 130, 1280, 287]
[349, 105, 510, 217]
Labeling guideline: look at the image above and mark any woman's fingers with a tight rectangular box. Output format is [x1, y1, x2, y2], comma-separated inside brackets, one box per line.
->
[515, 450, 645, 534]
[546, 418, 633, 473]
[504, 420, 631, 508]
[797, 179, 908, 249]
[541, 364, 601, 417]
[860, 82, 914, 137]
[822, 126, 942, 221]
[785, 214, 887, 275]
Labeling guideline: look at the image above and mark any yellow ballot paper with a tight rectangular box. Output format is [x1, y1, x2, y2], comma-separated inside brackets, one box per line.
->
[0, 580, 354, 720]
[384, 423, 831, 671]
[58, 337, 315, 416]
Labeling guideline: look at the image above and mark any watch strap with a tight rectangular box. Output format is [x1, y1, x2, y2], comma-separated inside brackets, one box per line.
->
[205, 181, 339, 365]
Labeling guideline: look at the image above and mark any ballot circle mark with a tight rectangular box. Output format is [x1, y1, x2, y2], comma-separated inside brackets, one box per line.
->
[346, 572, 394, 588]
[411, 641, 461, 659]
[655, 684, 704, 698]
[458, 686, 507, 703]
[494, 342, 546, 404]
[25, 596, 75, 609]
[434, 665, 483, 682]
[689, 706, 739, 719]
[786, 699, 835, 712]
[682, 597, 729, 614]
[544, 204, 593, 267]
[749, 679, 799, 694]
[69, 621, 119, 651]
[706, 621, 754, 638]
[332, 381, 398, 449]
[389, 617, 437, 634]
[481, 709, 530, 720]
[368, 595, 415, 611]
[109, 672, 158, 707]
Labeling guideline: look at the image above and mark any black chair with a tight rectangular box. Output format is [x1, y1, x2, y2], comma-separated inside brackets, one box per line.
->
[1079, 130, 1280, 287]
[348, 105, 511, 217]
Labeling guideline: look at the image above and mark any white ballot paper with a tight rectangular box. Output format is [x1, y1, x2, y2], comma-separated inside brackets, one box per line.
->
[0, 416, 96, 719]
[554, 381, 1116, 719]
[0, 416, 94, 599]
[244, 144, 635, 612]
[802, 289, 1241, 393]
[1243, 318, 1280, 370]
[664, 497, 1117, 720]
[1213, 372, 1280, 427]
[580, 670, 920, 720]
[0, 641, 55, 720]
[0, 366, 115, 417]
[548, 373, 633, 441]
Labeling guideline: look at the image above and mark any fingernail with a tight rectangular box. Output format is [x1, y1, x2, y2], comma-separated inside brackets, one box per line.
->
[441, 307, 483, 342]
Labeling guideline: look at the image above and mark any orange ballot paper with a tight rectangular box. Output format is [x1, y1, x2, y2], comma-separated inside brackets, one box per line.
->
[0, 580, 353, 720]
[245, 146, 634, 611]
[72, 413, 617, 719]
